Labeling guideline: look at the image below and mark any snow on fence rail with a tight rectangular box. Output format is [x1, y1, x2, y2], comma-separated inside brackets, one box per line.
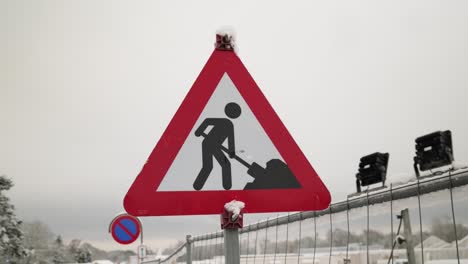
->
[142, 168, 468, 264]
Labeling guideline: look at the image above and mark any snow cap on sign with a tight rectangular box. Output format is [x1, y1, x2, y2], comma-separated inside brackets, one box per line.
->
[224, 200, 245, 219]
[216, 26, 238, 54]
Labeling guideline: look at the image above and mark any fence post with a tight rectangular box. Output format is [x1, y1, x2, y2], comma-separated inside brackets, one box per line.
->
[401, 209, 416, 264]
[186, 235, 192, 264]
[224, 228, 240, 264]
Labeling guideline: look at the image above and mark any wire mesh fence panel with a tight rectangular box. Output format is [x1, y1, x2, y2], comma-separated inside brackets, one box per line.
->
[419, 188, 459, 262]
[299, 215, 317, 264]
[214, 235, 222, 264]
[367, 195, 393, 264]
[196, 239, 208, 263]
[240, 231, 247, 256]
[195, 235, 221, 264]
[218, 231, 226, 262]
[347, 202, 370, 264]
[311, 213, 332, 264]
[212, 236, 218, 263]
[157, 243, 187, 264]
[176, 246, 188, 264]
[392, 194, 424, 264]
[202, 237, 208, 262]
[285, 216, 301, 264]
[251, 223, 261, 264]
[158, 171, 468, 264]
[263, 217, 279, 264]
[263, 218, 280, 264]
[215, 231, 224, 264]
[451, 183, 468, 262]
[240, 230, 254, 264]
[193, 240, 202, 262]
[254, 222, 268, 264]
[204, 236, 216, 264]
[330, 210, 350, 264]
[205, 237, 210, 262]
[273, 219, 289, 264]
[243, 228, 257, 264]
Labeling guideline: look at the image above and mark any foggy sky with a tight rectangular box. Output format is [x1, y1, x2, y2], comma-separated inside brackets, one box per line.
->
[1, 0, 468, 251]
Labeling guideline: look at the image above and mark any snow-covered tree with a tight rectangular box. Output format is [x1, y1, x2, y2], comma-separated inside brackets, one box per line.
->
[55, 235, 63, 247]
[22, 220, 54, 250]
[75, 247, 92, 263]
[51, 235, 68, 264]
[0, 175, 26, 259]
[68, 239, 81, 257]
[52, 250, 67, 264]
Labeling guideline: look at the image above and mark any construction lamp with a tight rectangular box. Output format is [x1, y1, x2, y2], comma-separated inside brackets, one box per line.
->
[413, 130, 453, 177]
[356, 152, 389, 193]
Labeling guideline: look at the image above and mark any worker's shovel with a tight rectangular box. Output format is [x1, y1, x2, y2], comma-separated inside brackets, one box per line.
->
[200, 133, 301, 190]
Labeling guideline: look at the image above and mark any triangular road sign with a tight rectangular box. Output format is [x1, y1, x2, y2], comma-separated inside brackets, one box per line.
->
[124, 49, 330, 216]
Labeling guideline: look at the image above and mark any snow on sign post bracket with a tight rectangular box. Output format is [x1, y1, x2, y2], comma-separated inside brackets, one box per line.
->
[124, 33, 331, 216]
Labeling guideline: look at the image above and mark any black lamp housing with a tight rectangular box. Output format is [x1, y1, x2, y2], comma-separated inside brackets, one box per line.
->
[413, 130, 453, 177]
[356, 152, 389, 193]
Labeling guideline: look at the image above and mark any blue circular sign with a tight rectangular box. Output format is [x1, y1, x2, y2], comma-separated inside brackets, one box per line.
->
[110, 215, 140, 244]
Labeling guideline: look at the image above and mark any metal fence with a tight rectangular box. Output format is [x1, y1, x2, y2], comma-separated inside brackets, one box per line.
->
[142, 168, 468, 264]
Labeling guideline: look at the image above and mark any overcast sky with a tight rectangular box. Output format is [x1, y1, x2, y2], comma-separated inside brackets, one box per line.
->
[1, 0, 468, 252]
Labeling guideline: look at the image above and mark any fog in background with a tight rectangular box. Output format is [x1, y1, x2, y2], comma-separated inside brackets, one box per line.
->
[1, 0, 468, 251]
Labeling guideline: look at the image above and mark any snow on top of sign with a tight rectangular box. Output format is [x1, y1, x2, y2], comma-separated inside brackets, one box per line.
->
[224, 200, 245, 218]
[216, 26, 238, 54]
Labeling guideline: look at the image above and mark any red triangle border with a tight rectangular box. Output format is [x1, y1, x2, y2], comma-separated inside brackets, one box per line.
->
[124, 50, 331, 216]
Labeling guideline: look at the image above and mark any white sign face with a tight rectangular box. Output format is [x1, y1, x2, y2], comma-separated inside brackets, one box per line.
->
[138, 245, 147, 258]
[157, 73, 285, 191]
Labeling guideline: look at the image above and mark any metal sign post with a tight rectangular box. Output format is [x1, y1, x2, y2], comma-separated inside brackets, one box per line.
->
[401, 209, 416, 264]
[221, 204, 243, 264]
[224, 228, 240, 264]
[186, 235, 192, 264]
[138, 244, 147, 264]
